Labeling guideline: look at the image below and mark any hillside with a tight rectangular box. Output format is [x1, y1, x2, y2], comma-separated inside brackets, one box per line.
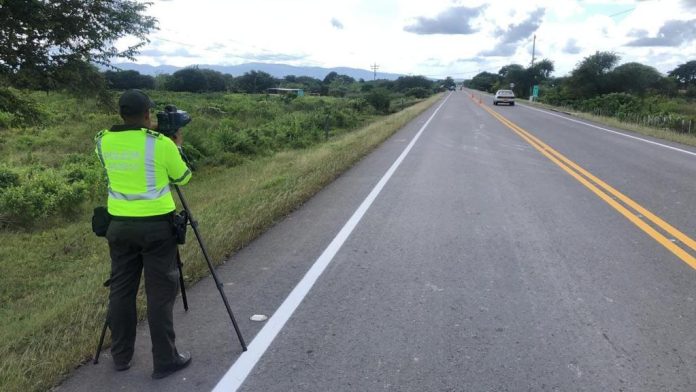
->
[110, 62, 404, 80]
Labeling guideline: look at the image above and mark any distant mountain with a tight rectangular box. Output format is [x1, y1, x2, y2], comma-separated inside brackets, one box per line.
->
[109, 62, 404, 81]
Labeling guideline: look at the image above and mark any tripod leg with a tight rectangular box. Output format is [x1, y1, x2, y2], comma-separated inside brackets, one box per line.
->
[173, 185, 247, 351]
[93, 314, 109, 364]
[177, 250, 189, 311]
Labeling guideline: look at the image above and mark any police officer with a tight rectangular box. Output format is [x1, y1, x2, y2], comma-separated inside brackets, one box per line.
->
[95, 89, 192, 379]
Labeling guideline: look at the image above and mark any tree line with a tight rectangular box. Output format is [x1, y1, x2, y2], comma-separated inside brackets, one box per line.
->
[465, 53, 696, 101]
[464, 53, 696, 132]
[102, 66, 444, 98]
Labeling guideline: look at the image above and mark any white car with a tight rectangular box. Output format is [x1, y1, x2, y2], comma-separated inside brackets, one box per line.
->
[493, 90, 515, 106]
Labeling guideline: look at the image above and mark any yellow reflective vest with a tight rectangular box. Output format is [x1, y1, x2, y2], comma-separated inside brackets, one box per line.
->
[95, 126, 191, 217]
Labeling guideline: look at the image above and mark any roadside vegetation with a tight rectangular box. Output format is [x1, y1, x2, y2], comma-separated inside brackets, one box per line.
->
[0, 88, 442, 391]
[465, 53, 696, 141]
[0, 3, 451, 390]
[0, 87, 428, 228]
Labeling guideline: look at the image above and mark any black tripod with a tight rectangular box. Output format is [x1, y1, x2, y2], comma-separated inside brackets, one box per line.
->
[93, 185, 247, 365]
[172, 184, 247, 351]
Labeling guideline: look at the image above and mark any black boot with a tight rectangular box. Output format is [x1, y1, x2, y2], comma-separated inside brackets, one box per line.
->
[152, 351, 192, 379]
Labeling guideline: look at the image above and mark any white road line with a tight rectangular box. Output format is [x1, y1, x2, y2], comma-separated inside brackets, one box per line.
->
[211, 93, 452, 392]
[520, 104, 696, 157]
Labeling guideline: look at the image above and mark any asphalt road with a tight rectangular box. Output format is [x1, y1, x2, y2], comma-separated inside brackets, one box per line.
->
[57, 91, 696, 392]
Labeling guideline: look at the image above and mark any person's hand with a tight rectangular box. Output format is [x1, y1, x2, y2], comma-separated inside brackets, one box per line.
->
[172, 129, 183, 146]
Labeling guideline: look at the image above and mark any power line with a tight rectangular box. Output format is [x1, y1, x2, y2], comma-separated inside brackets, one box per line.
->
[608, 7, 635, 18]
[370, 63, 379, 80]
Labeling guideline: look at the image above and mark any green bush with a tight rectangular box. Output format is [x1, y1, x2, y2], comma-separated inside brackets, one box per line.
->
[217, 128, 259, 155]
[0, 88, 43, 126]
[61, 156, 107, 201]
[366, 89, 391, 114]
[686, 86, 696, 99]
[0, 169, 88, 227]
[0, 111, 16, 128]
[405, 87, 431, 99]
[0, 91, 393, 227]
[577, 93, 643, 116]
[0, 166, 20, 189]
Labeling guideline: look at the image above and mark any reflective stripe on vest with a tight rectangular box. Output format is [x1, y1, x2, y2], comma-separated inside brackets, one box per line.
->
[108, 185, 171, 201]
[145, 135, 157, 191]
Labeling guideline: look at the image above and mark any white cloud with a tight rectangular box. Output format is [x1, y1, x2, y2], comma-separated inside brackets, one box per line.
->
[118, 0, 696, 77]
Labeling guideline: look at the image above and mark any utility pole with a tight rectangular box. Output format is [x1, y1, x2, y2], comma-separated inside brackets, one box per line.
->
[530, 34, 536, 67]
[370, 63, 379, 81]
[530, 34, 537, 100]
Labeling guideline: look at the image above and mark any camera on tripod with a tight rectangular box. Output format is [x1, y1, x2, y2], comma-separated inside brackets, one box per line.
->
[156, 104, 191, 136]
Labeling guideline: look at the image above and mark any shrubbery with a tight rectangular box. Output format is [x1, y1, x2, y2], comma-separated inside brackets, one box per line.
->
[0, 87, 43, 127]
[366, 89, 391, 114]
[405, 87, 432, 99]
[0, 88, 429, 229]
[575, 93, 643, 116]
[180, 95, 372, 164]
[0, 168, 87, 227]
[0, 154, 107, 227]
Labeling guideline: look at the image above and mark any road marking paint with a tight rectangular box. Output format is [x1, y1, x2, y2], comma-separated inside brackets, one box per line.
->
[212, 93, 452, 392]
[481, 103, 696, 253]
[520, 104, 696, 157]
[474, 99, 696, 269]
[516, 122, 696, 253]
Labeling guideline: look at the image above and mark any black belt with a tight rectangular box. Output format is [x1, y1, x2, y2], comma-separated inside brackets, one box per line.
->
[110, 212, 173, 222]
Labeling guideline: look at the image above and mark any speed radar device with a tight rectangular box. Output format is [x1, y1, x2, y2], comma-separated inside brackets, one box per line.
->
[156, 104, 191, 136]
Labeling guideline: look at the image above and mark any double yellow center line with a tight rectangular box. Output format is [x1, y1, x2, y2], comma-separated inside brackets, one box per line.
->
[473, 97, 696, 269]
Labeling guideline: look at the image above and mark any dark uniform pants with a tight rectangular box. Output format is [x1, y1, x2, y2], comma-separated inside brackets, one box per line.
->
[106, 219, 179, 368]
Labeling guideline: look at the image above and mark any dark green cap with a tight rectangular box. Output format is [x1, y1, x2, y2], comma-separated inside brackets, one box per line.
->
[118, 89, 155, 116]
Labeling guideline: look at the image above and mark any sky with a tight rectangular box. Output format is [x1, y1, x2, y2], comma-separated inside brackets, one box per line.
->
[119, 0, 696, 78]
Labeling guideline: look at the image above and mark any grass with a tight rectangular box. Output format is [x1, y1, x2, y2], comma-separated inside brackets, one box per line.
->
[521, 100, 696, 148]
[0, 93, 442, 392]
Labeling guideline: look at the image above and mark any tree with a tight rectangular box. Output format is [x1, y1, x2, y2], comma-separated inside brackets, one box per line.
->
[323, 72, 339, 85]
[154, 74, 173, 90]
[498, 64, 526, 80]
[321, 72, 355, 97]
[530, 59, 555, 80]
[468, 72, 500, 92]
[668, 60, 696, 88]
[104, 70, 155, 90]
[295, 76, 322, 94]
[497, 64, 527, 96]
[608, 62, 663, 96]
[442, 77, 456, 90]
[235, 70, 276, 93]
[0, 0, 157, 80]
[366, 89, 390, 113]
[51, 60, 107, 97]
[394, 75, 433, 92]
[200, 69, 226, 92]
[567, 51, 620, 99]
[167, 67, 208, 92]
